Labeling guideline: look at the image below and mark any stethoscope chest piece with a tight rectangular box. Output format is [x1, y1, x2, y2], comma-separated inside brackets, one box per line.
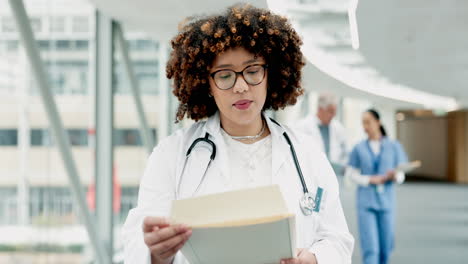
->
[299, 192, 316, 216]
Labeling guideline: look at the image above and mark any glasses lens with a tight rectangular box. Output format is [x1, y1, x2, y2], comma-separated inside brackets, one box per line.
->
[243, 65, 265, 85]
[214, 70, 236, 90]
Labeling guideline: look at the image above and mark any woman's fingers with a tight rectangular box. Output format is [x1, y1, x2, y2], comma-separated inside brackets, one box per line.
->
[144, 223, 190, 246]
[141, 216, 193, 262]
[149, 229, 191, 255]
[144, 229, 160, 246]
[142, 216, 170, 233]
[281, 259, 300, 264]
[156, 224, 190, 241]
[157, 230, 192, 259]
[280, 249, 317, 264]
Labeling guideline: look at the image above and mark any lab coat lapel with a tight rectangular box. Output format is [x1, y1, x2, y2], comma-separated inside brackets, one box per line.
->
[205, 112, 231, 185]
[266, 117, 290, 184]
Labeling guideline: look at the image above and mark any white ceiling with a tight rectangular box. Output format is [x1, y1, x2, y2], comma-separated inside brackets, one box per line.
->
[90, 0, 268, 41]
[90, 0, 467, 110]
[356, 0, 468, 103]
[280, 0, 463, 110]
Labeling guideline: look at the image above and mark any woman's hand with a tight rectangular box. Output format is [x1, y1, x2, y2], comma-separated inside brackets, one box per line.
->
[385, 170, 396, 181]
[280, 248, 317, 264]
[142, 216, 192, 264]
[369, 170, 396, 185]
[369, 175, 387, 185]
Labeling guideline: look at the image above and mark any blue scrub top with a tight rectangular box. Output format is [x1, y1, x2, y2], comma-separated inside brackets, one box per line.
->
[348, 137, 408, 211]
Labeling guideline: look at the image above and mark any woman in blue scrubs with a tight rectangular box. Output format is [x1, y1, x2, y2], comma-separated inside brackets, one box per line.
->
[347, 109, 408, 264]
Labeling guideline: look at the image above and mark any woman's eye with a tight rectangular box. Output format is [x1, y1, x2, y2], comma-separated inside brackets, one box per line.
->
[219, 73, 232, 79]
[246, 70, 259, 75]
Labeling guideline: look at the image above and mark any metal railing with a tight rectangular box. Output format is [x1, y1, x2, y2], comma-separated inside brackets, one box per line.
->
[0, 187, 138, 226]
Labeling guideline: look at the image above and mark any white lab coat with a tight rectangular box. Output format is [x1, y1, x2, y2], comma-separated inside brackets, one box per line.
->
[122, 112, 354, 264]
[293, 115, 349, 168]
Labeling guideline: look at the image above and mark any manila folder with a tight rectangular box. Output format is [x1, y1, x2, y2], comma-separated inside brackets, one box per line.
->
[170, 185, 296, 264]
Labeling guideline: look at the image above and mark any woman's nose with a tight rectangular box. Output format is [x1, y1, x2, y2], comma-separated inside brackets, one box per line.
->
[232, 74, 249, 93]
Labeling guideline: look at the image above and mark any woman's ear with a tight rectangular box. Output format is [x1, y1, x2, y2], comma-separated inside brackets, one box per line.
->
[208, 87, 214, 98]
[208, 84, 217, 98]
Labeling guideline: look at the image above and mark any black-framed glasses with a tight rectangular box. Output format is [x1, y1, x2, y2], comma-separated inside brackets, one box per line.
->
[209, 64, 268, 90]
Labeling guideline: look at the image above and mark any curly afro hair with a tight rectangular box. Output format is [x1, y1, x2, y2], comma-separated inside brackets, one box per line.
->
[166, 3, 305, 122]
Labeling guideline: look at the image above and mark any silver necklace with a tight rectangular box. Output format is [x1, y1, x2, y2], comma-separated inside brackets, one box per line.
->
[230, 120, 266, 141]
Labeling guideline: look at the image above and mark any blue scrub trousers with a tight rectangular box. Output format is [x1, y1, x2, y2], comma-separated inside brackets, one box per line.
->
[358, 207, 394, 264]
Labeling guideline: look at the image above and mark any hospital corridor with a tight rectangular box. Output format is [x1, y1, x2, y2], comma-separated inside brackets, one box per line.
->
[340, 181, 468, 264]
[0, 0, 467, 263]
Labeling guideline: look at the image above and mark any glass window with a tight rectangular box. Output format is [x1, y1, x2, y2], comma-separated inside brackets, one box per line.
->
[29, 187, 77, 221]
[119, 186, 139, 223]
[0, 0, 100, 261]
[37, 40, 50, 50]
[1, 17, 42, 34]
[114, 129, 142, 146]
[127, 39, 158, 51]
[30, 17, 42, 33]
[0, 129, 17, 146]
[67, 129, 88, 146]
[48, 70, 66, 94]
[49, 17, 66, 33]
[0, 188, 17, 225]
[55, 40, 71, 50]
[0, 2, 161, 261]
[43, 61, 88, 95]
[72, 16, 89, 33]
[75, 40, 88, 50]
[114, 61, 159, 95]
[136, 39, 152, 50]
[6, 40, 19, 51]
[127, 40, 137, 50]
[1, 17, 16, 33]
[22, 186, 138, 226]
[31, 129, 51, 146]
[113, 129, 156, 146]
[30, 129, 88, 146]
[135, 61, 158, 94]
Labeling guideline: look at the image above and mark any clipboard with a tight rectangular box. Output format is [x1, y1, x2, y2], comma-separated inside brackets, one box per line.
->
[395, 160, 422, 173]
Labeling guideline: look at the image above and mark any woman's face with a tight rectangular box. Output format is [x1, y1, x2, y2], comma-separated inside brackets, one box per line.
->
[209, 47, 268, 126]
[362, 112, 380, 137]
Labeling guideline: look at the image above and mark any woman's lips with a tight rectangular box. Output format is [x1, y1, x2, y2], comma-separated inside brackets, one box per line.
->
[233, 100, 252, 110]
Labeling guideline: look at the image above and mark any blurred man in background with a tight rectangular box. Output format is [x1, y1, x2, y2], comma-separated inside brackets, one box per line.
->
[295, 92, 348, 176]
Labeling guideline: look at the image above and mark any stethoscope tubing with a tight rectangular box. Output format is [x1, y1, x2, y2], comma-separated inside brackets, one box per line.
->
[176, 119, 311, 203]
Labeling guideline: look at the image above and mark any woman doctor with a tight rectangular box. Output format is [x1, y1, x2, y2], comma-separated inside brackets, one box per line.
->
[346, 109, 408, 264]
[122, 4, 353, 264]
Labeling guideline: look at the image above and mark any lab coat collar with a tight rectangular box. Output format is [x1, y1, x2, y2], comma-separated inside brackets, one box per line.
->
[265, 115, 291, 184]
[312, 115, 322, 126]
[201, 112, 231, 184]
[205, 112, 222, 138]
[264, 114, 287, 141]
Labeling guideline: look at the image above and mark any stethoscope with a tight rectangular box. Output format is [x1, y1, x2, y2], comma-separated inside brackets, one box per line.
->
[176, 118, 322, 216]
